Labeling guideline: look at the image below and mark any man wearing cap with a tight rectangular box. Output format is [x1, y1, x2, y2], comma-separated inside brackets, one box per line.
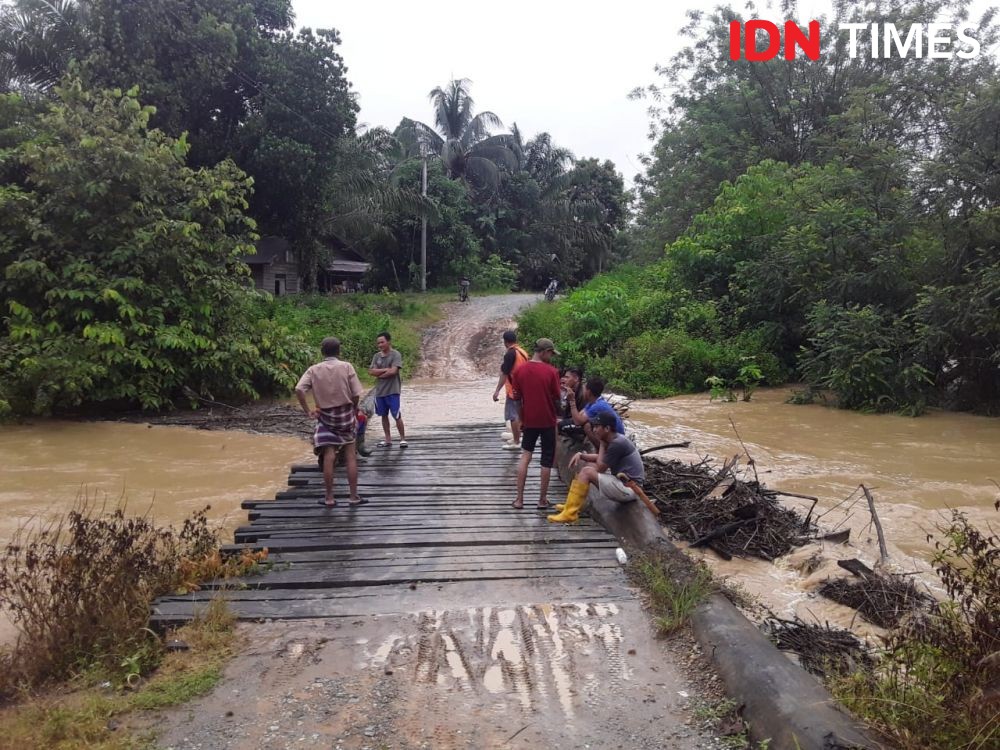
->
[509, 338, 562, 509]
[550, 409, 645, 523]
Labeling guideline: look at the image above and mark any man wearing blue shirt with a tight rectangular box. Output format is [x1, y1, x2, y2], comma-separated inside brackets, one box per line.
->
[566, 376, 624, 443]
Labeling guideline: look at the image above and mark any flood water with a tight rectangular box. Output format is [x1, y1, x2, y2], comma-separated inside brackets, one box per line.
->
[1, 294, 997, 641]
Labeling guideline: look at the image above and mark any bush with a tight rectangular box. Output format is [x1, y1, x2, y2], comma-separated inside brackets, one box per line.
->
[0, 500, 264, 696]
[832, 509, 999, 749]
[0, 84, 307, 416]
[448, 253, 519, 291]
[517, 263, 787, 398]
[259, 292, 437, 382]
[799, 302, 932, 414]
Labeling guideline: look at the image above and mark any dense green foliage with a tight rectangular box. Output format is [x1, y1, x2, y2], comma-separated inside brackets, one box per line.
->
[518, 266, 783, 397]
[0, 83, 308, 415]
[258, 292, 442, 383]
[534, 0, 1000, 414]
[0, 1, 631, 416]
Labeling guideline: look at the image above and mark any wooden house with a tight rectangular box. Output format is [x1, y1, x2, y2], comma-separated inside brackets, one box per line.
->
[242, 236, 372, 295]
[241, 236, 301, 296]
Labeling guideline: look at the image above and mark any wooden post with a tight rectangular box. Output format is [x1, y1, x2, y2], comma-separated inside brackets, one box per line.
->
[420, 154, 427, 292]
[861, 484, 889, 563]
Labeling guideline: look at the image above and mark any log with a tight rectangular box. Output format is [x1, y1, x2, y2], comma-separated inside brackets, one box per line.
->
[860, 484, 889, 563]
[820, 529, 850, 544]
[638, 442, 691, 456]
[690, 517, 755, 549]
[837, 558, 875, 579]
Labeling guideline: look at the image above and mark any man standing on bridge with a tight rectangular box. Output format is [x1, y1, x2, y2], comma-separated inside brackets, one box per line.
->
[295, 337, 367, 508]
[369, 331, 408, 449]
[510, 338, 561, 510]
[492, 330, 529, 451]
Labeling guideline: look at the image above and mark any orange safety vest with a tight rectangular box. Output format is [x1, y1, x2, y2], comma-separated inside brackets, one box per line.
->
[504, 345, 530, 399]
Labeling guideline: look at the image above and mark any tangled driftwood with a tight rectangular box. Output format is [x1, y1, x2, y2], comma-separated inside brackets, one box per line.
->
[766, 616, 874, 677]
[818, 559, 932, 629]
[644, 456, 816, 561]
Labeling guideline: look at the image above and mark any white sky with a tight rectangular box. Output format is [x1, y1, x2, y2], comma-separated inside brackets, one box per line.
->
[292, 1, 999, 187]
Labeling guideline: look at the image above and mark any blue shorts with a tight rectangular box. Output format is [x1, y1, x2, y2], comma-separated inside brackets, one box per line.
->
[374, 394, 402, 419]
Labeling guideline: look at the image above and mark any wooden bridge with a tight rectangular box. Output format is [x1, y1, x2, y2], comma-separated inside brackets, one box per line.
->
[151, 424, 628, 625]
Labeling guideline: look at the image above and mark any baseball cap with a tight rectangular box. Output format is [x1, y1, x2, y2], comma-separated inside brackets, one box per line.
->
[590, 410, 618, 428]
[534, 338, 560, 355]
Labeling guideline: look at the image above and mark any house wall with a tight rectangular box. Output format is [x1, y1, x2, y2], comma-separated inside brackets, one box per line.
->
[257, 262, 301, 295]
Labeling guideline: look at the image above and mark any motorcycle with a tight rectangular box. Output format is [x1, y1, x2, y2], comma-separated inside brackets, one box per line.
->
[544, 280, 558, 302]
[458, 283, 470, 302]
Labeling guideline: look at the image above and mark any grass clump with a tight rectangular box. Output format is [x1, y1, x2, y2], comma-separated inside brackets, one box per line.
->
[0, 597, 237, 750]
[830, 509, 999, 750]
[628, 550, 713, 635]
[0, 500, 260, 698]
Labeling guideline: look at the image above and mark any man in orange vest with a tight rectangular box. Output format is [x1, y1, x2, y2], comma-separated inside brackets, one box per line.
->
[492, 330, 529, 451]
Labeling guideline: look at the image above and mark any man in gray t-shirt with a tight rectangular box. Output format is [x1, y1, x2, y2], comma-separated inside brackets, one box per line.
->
[567, 409, 643, 504]
[368, 332, 407, 448]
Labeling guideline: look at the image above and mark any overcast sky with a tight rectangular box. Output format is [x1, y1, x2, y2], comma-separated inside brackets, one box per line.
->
[292, 1, 999, 187]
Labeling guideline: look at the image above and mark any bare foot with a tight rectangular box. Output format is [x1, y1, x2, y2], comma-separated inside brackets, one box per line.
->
[510, 499, 524, 510]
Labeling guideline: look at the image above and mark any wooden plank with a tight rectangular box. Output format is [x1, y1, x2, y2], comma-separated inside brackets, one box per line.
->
[222, 532, 607, 554]
[150, 421, 618, 623]
[236, 517, 602, 534]
[199, 566, 624, 591]
[235, 529, 609, 545]
[263, 541, 617, 564]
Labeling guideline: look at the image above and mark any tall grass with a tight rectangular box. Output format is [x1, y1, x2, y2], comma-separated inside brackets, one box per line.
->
[257, 292, 444, 383]
[628, 550, 714, 635]
[830, 509, 999, 750]
[0, 499, 263, 697]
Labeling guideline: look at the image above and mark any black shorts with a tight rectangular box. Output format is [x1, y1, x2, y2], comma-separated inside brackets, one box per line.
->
[521, 426, 556, 468]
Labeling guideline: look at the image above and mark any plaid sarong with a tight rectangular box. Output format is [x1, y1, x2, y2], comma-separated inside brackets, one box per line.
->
[313, 404, 357, 455]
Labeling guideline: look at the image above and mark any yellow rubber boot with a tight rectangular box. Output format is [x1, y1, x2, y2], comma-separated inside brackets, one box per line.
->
[548, 479, 589, 523]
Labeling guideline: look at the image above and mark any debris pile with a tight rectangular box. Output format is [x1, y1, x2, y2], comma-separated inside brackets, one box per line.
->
[115, 403, 313, 438]
[765, 616, 874, 677]
[644, 456, 816, 561]
[818, 559, 932, 628]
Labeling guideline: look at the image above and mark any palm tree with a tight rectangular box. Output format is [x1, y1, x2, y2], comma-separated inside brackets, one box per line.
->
[398, 78, 517, 191]
[0, 0, 85, 94]
[325, 127, 437, 252]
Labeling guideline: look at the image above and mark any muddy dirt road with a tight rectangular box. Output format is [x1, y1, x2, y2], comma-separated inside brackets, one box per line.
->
[415, 293, 538, 380]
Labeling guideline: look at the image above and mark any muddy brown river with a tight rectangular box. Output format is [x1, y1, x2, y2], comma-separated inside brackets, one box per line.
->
[1, 293, 997, 642]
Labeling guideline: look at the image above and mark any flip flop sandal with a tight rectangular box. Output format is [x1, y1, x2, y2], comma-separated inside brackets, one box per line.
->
[319, 499, 337, 508]
[376, 441, 391, 448]
[510, 500, 524, 510]
[399, 440, 409, 448]
[348, 497, 369, 506]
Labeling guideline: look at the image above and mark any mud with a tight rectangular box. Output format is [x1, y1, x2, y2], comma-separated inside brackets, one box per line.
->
[415, 293, 538, 379]
[153, 601, 726, 750]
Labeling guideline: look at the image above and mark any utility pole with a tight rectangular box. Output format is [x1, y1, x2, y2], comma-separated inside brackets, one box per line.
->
[420, 149, 428, 292]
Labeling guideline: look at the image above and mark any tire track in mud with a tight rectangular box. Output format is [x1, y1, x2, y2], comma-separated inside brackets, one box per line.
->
[369, 602, 628, 718]
[415, 294, 539, 380]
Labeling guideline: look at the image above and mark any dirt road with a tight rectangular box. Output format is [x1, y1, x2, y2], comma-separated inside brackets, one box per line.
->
[415, 293, 538, 380]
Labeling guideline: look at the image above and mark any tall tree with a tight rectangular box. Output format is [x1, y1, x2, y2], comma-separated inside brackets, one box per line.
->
[397, 78, 517, 191]
[0, 0, 359, 287]
[630, 0, 998, 259]
[0, 82, 307, 416]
